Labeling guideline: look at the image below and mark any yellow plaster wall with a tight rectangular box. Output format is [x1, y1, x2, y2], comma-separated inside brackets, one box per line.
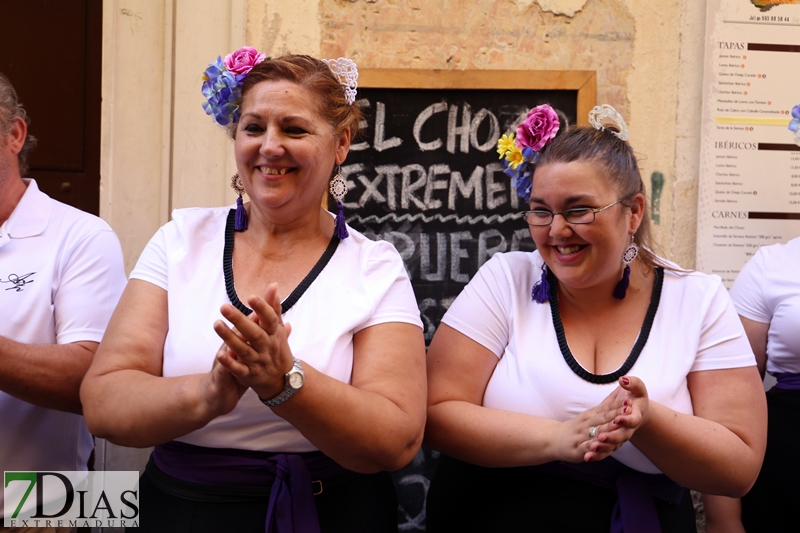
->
[672, 0, 707, 269]
[621, 0, 684, 264]
[100, 0, 173, 274]
[246, 0, 322, 56]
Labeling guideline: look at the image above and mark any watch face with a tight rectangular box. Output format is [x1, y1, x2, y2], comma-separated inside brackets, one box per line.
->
[288, 372, 304, 389]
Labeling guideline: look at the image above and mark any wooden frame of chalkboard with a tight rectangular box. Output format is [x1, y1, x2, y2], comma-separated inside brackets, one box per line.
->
[359, 69, 596, 126]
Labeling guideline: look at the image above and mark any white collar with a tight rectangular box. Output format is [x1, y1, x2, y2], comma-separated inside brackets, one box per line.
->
[4, 179, 51, 239]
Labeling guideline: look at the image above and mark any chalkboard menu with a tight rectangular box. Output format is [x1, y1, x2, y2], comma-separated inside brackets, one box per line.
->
[337, 70, 595, 531]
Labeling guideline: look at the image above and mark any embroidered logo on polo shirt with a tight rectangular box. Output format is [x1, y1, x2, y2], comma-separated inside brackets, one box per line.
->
[0, 272, 35, 292]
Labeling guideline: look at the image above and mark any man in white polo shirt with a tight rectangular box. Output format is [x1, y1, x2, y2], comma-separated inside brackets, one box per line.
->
[0, 72, 126, 529]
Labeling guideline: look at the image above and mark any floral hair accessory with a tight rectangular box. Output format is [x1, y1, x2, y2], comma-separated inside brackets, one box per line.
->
[224, 46, 267, 76]
[201, 46, 267, 127]
[321, 58, 359, 105]
[496, 104, 560, 201]
[517, 104, 560, 151]
[588, 104, 629, 141]
[789, 104, 800, 147]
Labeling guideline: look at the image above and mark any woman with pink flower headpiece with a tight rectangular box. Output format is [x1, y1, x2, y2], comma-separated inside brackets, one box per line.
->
[81, 50, 426, 532]
[423, 104, 766, 532]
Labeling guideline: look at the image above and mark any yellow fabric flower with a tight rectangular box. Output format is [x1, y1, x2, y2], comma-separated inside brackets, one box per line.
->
[496, 133, 516, 158]
[505, 146, 525, 169]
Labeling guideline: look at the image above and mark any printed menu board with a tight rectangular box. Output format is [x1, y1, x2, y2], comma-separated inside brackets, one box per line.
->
[697, 0, 800, 286]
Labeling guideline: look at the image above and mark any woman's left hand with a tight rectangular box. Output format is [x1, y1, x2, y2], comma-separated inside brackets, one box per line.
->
[604, 376, 650, 442]
[213, 282, 295, 400]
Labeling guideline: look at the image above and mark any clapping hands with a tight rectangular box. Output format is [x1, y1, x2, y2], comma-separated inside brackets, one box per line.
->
[561, 376, 650, 464]
[200, 283, 296, 417]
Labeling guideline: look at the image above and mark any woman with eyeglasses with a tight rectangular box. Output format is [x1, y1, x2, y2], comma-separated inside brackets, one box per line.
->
[423, 105, 766, 532]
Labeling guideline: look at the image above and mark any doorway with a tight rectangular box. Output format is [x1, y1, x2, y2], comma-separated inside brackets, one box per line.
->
[0, 0, 102, 215]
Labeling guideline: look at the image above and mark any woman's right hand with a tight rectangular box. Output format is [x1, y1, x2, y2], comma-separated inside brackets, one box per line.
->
[197, 342, 249, 418]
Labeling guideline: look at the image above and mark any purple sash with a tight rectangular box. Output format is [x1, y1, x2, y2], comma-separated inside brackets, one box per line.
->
[531, 458, 684, 533]
[152, 441, 349, 533]
[774, 373, 800, 390]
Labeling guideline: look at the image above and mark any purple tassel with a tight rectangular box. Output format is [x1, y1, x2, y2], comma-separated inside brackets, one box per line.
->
[234, 195, 248, 231]
[531, 265, 550, 303]
[335, 201, 349, 240]
[613, 264, 631, 299]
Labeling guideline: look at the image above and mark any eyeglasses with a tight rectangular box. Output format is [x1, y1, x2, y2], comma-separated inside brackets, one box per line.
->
[522, 198, 625, 226]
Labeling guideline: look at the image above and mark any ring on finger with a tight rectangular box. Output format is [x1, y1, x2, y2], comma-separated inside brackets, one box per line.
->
[589, 425, 598, 439]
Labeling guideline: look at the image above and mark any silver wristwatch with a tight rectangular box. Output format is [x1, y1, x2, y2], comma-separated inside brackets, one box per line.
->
[260, 359, 304, 408]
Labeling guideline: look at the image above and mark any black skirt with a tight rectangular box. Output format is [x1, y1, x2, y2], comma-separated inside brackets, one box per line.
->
[741, 387, 800, 533]
[130, 456, 398, 533]
[426, 455, 696, 533]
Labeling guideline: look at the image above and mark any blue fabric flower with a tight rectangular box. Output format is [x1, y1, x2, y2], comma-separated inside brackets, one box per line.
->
[201, 57, 247, 126]
[500, 146, 537, 201]
[513, 171, 532, 200]
[789, 104, 800, 133]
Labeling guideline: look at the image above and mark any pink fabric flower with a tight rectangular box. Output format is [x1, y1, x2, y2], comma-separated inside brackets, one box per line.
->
[223, 46, 267, 76]
[516, 105, 560, 152]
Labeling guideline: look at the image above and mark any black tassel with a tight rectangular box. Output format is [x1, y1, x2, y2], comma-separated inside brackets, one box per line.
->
[531, 265, 551, 303]
[234, 195, 248, 231]
[613, 264, 631, 299]
[334, 201, 349, 240]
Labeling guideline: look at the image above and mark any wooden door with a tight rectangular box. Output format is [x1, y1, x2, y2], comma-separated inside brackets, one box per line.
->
[0, 0, 102, 215]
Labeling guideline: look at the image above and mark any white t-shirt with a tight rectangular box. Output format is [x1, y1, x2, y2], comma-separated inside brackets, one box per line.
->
[130, 206, 423, 452]
[442, 250, 756, 474]
[730, 236, 800, 376]
[0, 180, 126, 485]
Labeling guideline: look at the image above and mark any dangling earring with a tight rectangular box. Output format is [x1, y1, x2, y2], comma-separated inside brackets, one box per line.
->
[329, 164, 349, 240]
[613, 236, 639, 299]
[531, 264, 551, 304]
[230, 173, 247, 231]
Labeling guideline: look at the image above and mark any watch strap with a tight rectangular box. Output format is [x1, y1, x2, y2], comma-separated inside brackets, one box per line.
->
[259, 359, 303, 408]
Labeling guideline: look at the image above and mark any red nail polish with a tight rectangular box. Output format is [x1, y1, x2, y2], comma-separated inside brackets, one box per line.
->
[621, 377, 630, 385]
